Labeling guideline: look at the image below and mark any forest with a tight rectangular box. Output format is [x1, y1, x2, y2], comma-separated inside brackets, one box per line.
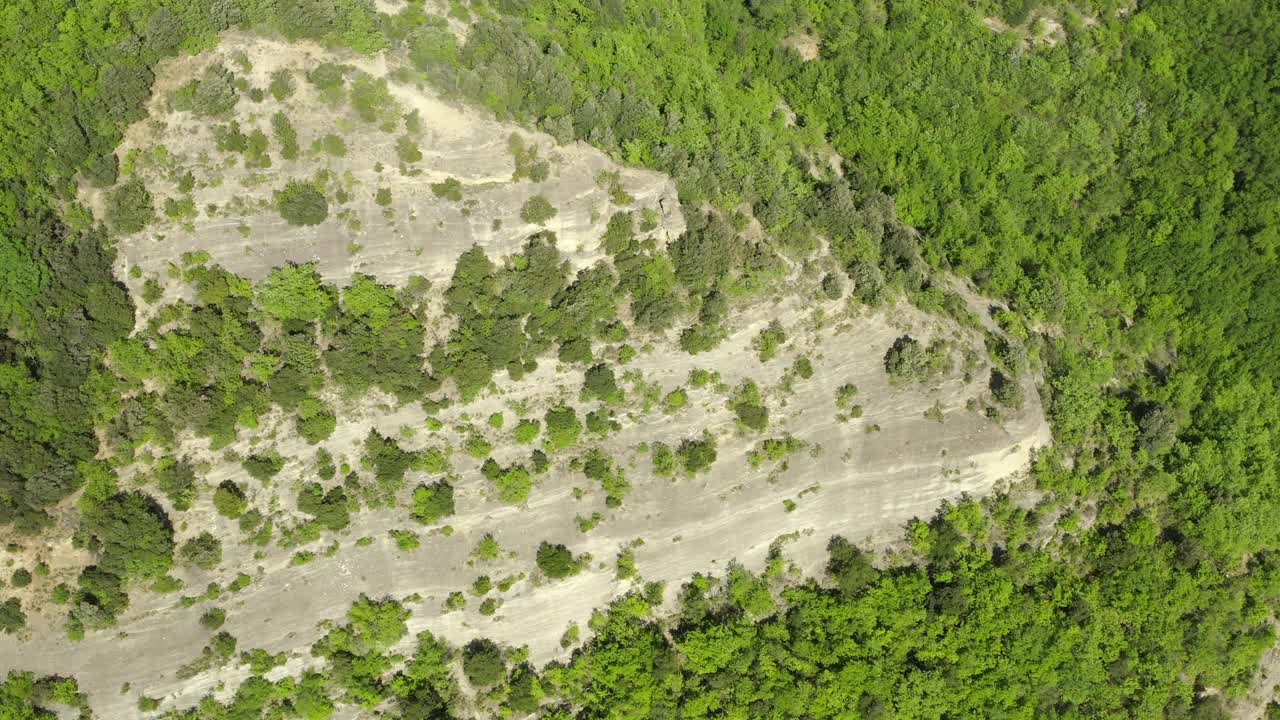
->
[2, 0, 1280, 718]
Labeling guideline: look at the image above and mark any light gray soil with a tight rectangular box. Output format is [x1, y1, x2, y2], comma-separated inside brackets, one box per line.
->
[3, 33, 1050, 719]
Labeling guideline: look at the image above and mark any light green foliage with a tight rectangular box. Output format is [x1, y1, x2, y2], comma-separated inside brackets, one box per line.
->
[375, 187, 392, 207]
[509, 134, 550, 181]
[345, 594, 409, 651]
[296, 397, 337, 444]
[615, 547, 637, 580]
[318, 133, 348, 156]
[470, 575, 492, 596]
[350, 75, 395, 122]
[445, 592, 466, 612]
[276, 180, 329, 226]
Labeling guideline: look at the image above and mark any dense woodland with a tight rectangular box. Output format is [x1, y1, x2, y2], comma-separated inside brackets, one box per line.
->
[2, 0, 1280, 718]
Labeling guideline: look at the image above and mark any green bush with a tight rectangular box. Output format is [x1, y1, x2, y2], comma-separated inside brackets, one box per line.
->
[105, 177, 155, 233]
[276, 180, 329, 226]
[200, 607, 226, 631]
[0, 600, 26, 635]
[411, 482, 455, 524]
[462, 639, 505, 687]
[677, 435, 718, 474]
[431, 177, 464, 201]
[179, 532, 222, 570]
[752, 320, 787, 362]
[544, 405, 582, 450]
[536, 541, 583, 579]
[268, 69, 295, 101]
[520, 195, 557, 225]
[213, 481, 248, 519]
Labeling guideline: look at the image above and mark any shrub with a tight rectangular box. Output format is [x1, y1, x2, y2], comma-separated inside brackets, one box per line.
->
[396, 135, 422, 164]
[175, 65, 238, 116]
[678, 435, 718, 474]
[213, 481, 248, 519]
[296, 398, 337, 444]
[544, 405, 582, 450]
[276, 180, 329, 226]
[664, 388, 688, 412]
[431, 177, 464, 201]
[462, 639, 505, 687]
[483, 460, 532, 504]
[268, 69, 295, 101]
[731, 380, 769, 432]
[389, 529, 420, 551]
[581, 364, 623, 404]
[884, 336, 953, 383]
[472, 533, 501, 561]
[651, 442, 676, 477]
[297, 483, 351, 531]
[521, 195, 557, 225]
[10, 568, 31, 588]
[0, 599, 26, 635]
[180, 532, 222, 570]
[105, 176, 155, 233]
[242, 453, 284, 483]
[536, 542, 582, 579]
[752, 320, 787, 362]
[350, 76, 394, 122]
[990, 369, 1024, 409]
[271, 112, 300, 160]
[200, 607, 226, 631]
[411, 481, 455, 524]
[792, 356, 814, 380]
